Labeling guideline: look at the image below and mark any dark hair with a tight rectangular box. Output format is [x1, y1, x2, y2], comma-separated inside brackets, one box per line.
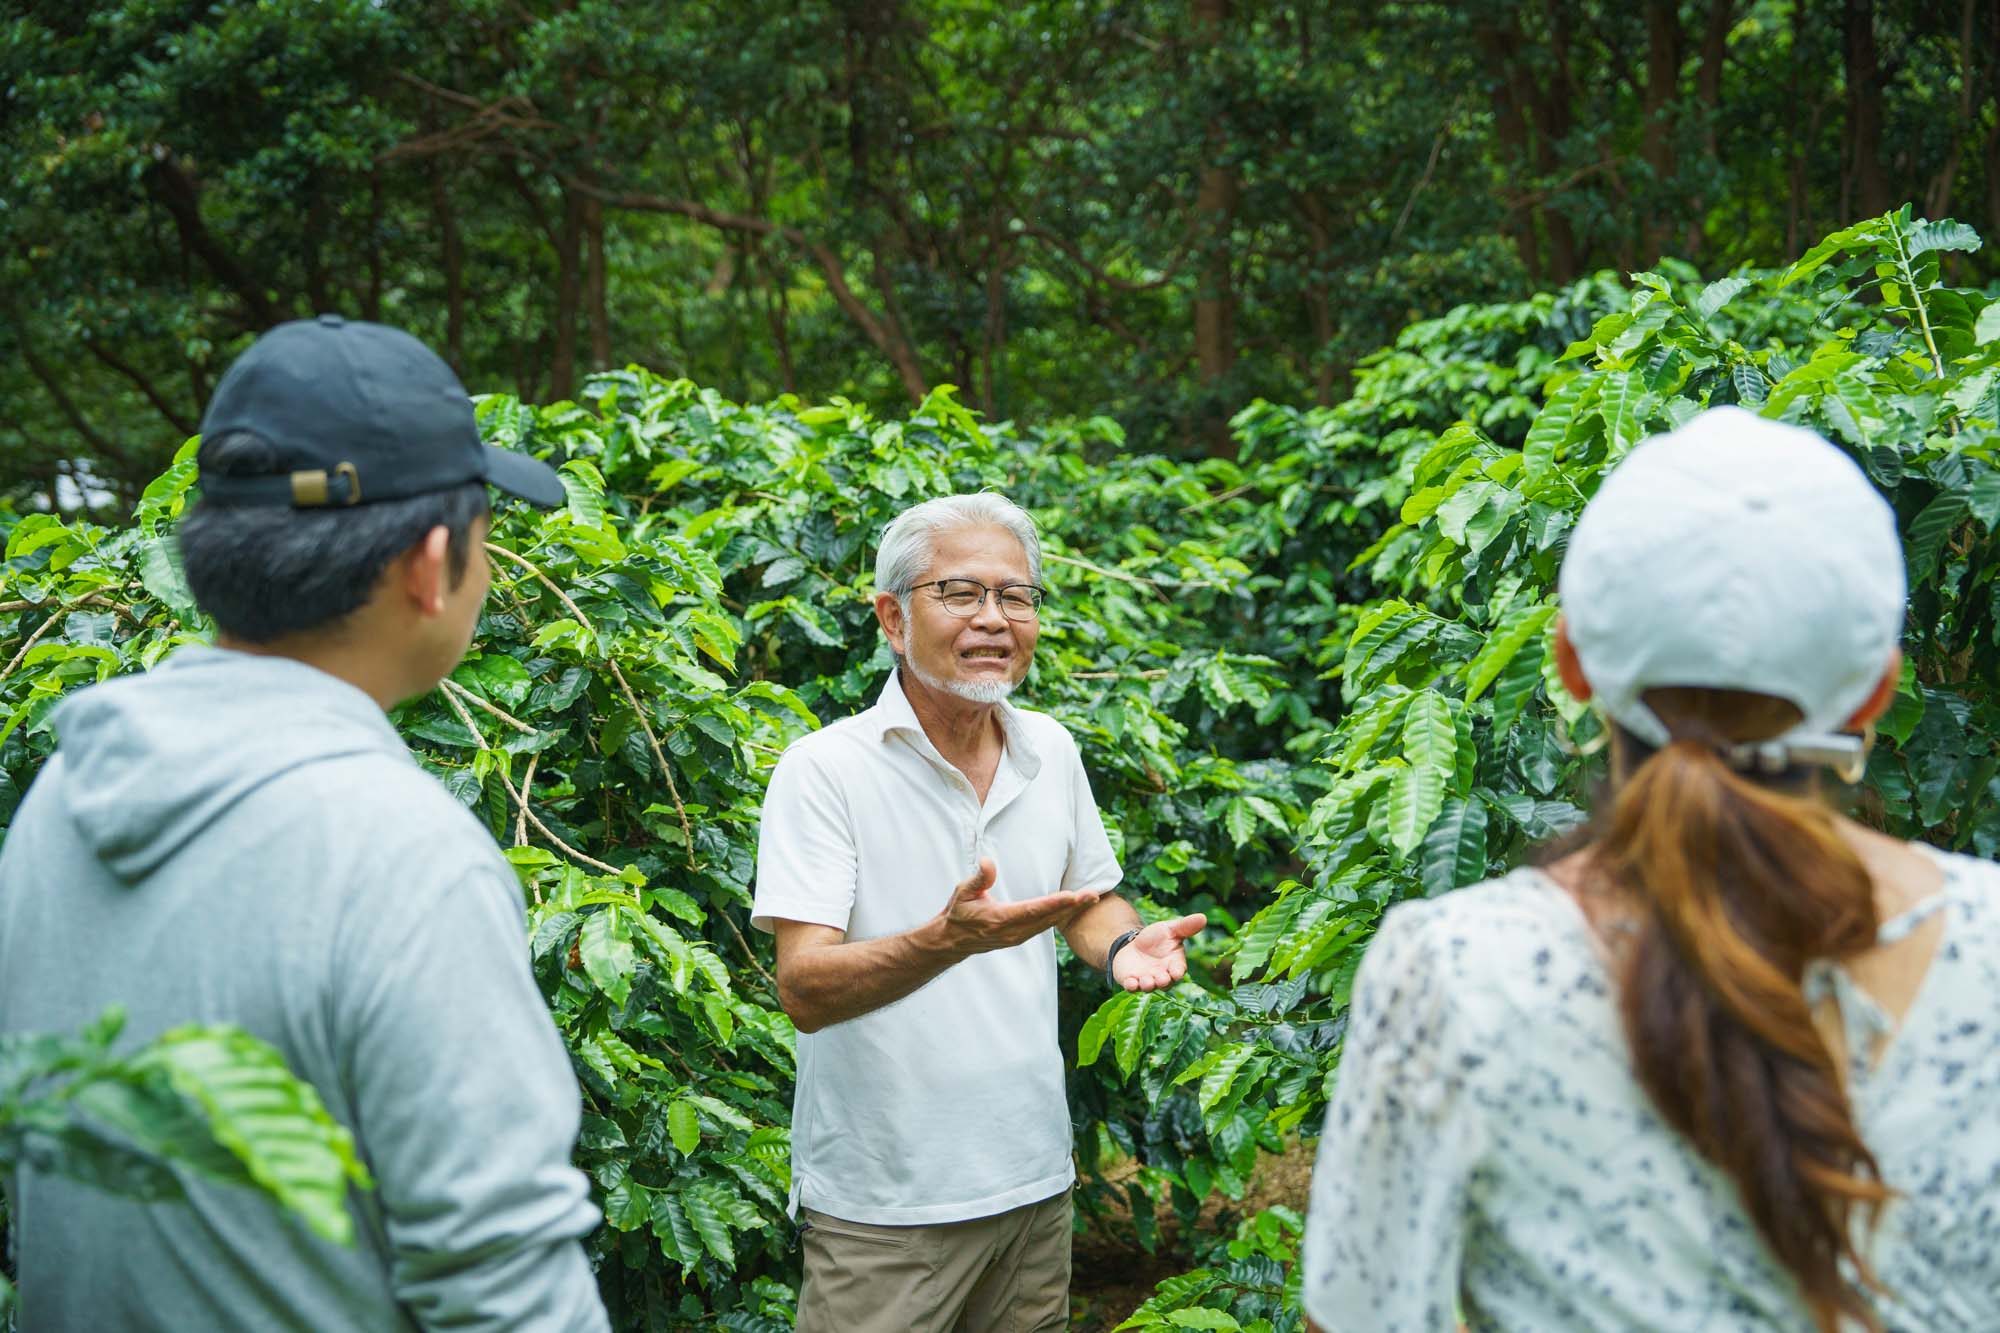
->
[178, 431, 490, 642]
[1590, 688, 1891, 1332]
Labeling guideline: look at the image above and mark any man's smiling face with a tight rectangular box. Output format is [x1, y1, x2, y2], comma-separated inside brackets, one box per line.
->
[883, 524, 1039, 703]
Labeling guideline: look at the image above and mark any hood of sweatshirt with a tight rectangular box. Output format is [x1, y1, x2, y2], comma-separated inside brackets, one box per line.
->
[48, 645, 411, 882]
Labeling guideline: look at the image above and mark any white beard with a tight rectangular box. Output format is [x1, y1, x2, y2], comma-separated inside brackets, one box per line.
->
[905, 654, 1017, 704]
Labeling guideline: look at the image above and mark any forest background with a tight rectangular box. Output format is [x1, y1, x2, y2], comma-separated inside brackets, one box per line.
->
[8, 0, 2000, 504]
[5, 2, 2000, 1331]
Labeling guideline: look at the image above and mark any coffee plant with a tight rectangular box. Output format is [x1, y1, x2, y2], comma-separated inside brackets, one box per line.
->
[2, 208, 1994, 1329]
[0, 1009, 369, 1321]
[1092, 206, 2000, 1328]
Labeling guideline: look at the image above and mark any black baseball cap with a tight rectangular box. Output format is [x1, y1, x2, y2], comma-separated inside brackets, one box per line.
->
[196, 315, 566, 509]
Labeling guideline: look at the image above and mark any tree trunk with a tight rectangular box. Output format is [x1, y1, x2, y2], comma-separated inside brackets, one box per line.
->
[549, 187, 584, 402]
[1533, 1, 1581, 281]
[1477, 23, 1542, 279]
[186, 353, 211, 413]
[1925, 0, 1980, 217]
[1695, 2, 1731, 158]
[304, 186, 334, 315]
[1641, 0, 1681, 260]
[430, 158, 466, 375]
[1192, 0, 1237, 453]
[85, 340, 197, 437]
[585, 193, 610, 371]
[979, 228, 1009, 419]
[1986, 117, 2000, 244]
[1844, 0, 1891, 219]
[1685, 0, 1734, 256]
[756, 245, 797, 394]
[865, 240, 928, 403]
[16, 328, 135, 484]
[1984, 0, 2000, 241]
[836, 0, 928, 403]
[1296, 192, 1337, 404]
[364, 168, 385, 322]
[142, 160, 284, 328]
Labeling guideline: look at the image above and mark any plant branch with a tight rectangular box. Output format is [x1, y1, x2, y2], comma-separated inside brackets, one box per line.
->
[16, 331, 120, 462]
[439, 675, 538, 734]
[1885, 211, 1948, 378]
[142, 159, 285, 328]
[438, 679, 625, 879]
[83, 341, 198, 437]
[0, 609, 69, 681]
[718, 908, 777, 993]
[573, 184, 927, 400]
[515, 751, 538, 849]
[1389, 104, 1459, 247]
[0, 593, 140, 623]
[1042, 551, 1223, 593]
[1012, 221, 1188, 292]
[483, 542, 695, 859]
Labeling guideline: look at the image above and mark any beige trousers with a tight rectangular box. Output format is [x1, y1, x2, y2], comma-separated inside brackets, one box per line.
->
[794, 1189, 1072, 1333]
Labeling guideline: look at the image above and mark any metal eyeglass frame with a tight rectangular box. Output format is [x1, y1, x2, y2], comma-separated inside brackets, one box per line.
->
[905, 578, 1048, 622]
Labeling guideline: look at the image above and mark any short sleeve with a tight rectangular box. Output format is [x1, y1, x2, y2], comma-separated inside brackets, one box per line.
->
[1059, 734, 1122, 895]
[1301, 900, 1490, 1332]
[751, 743, 860, 933]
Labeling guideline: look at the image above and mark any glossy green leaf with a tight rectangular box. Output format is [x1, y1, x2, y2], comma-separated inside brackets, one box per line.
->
[1420, 797, 1489, 897]
[1385, 763, 1448, 858]
[1400, 692, 1456, 774]
[1113, 991, 1156, 1079]
[134, 1027, 373, 1246]
[578, 909, 638, 1007]
[1462, 601, 1557, 702]
[668, 1099, 701, 1156]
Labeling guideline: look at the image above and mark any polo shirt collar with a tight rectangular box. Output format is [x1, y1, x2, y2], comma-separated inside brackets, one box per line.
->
[870, 669, 1043, 779]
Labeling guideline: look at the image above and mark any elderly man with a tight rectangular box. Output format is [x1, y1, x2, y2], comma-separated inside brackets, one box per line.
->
[752, 491, 1205, 1332]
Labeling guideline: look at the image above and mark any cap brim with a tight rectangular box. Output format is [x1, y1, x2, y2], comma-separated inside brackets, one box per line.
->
[481, 444, 568, 508]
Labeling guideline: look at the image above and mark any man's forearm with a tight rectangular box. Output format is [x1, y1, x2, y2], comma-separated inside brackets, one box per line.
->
[778, 919, 965, 1033]
[1060, 892, 1141, 970]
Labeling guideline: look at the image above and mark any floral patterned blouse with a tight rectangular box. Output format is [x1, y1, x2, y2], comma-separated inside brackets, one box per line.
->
[1301, 847, 2000, 1332]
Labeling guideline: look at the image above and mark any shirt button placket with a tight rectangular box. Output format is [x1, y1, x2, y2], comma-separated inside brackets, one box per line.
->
[949, 771, 977, 868]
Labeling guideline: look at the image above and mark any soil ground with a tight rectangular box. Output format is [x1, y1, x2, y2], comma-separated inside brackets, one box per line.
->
[1069, 1140, 1314, 1330]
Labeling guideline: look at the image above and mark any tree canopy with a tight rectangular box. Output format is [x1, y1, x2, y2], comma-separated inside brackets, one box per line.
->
[6, 0, 1998, 507]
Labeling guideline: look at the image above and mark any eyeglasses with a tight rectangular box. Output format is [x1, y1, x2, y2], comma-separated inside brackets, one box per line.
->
[906, 578, 1046, 622]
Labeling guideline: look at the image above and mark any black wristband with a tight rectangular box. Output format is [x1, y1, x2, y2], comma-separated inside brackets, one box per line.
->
[1103, 927, 1143, 988]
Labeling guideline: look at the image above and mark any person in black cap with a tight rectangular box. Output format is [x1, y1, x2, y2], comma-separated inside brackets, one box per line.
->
[0, 317, 612, 1331]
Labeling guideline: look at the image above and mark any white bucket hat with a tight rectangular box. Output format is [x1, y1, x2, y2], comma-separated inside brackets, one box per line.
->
[1557, 406, 1907, 769]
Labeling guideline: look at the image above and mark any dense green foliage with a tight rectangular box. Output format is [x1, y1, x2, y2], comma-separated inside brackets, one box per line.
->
[3, 208, 1998, 1328]
[1093, 206, 2000, 1328]
[7, 0, 1998, 506]
[0, 375, 1308, 1325]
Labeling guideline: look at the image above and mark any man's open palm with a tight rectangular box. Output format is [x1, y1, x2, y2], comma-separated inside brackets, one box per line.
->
[940, 858, 1101, 956]
[1112, 914, 1207, 991]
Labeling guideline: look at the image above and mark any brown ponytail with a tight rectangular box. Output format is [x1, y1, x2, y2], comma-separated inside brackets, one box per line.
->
[1595, 694, 1892, 1332]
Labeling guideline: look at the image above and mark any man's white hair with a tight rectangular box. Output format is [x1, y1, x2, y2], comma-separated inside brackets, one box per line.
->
[874, 492, 1043, 596]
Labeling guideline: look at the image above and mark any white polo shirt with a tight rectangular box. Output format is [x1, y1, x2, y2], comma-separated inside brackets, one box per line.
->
[752, 670, 1123, 1225]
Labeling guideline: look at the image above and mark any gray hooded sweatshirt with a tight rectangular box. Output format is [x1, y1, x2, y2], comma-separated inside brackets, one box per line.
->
[0, 646, 608, 1331]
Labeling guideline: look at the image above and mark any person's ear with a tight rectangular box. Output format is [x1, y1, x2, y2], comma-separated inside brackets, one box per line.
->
[1845, 648, 1903, 730]
[874, 591, 908, 656]
[1552, 615, 1594, 702]
[397, 525, 452, 619]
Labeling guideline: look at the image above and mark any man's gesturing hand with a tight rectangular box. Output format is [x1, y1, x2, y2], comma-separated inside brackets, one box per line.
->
[1111, 914, 1207, 991]
[936, 858, 1101, 958]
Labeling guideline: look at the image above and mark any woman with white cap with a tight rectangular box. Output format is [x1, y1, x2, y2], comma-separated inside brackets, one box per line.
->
[1300, 408, 2000, 1332]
